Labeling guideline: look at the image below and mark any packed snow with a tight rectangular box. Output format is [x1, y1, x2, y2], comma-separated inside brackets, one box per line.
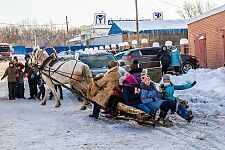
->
[0, 61, 225, 150]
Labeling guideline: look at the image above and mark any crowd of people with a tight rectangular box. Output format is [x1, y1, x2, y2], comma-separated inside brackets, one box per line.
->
[1, 55, 63, 101]
[89, 57, 196, 125]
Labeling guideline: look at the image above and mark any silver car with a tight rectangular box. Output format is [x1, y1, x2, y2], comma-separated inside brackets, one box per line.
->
[75, 50, 126, 76]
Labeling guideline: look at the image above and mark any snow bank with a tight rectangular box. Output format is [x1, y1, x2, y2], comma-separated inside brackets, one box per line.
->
[171, 67, 225, 96]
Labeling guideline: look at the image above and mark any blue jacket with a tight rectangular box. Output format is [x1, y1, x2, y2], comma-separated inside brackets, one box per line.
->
[162, 83, 193, 101]
[171, 50, 181, 67]
[140, 83, 163, 111]
[122, 86, 141, 108]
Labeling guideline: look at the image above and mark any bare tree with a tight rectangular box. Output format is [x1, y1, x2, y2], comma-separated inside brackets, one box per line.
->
[177, 0, 216, 19]
[0, 23, 80, 47]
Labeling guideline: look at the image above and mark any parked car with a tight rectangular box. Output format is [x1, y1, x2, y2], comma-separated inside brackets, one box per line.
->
[114, 51, 126, 64]
[0, 43, 13, 61]
[58, 50, 75, 60]
[75, 50, 126, 77]
[121, 47, 199, 74]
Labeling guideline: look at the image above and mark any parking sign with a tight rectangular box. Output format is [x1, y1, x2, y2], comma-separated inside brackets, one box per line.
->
[153, 12, 163, 20]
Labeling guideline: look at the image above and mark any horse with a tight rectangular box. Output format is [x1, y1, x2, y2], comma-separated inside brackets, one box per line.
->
[31, 47, 93, 107]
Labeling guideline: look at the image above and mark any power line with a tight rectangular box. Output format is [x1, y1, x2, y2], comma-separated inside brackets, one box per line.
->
[158, 0, 182, 9]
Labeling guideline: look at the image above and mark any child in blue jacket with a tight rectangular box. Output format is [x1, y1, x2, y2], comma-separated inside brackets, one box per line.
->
[160, 74, 196, 122]
[138, 74, 171, 122]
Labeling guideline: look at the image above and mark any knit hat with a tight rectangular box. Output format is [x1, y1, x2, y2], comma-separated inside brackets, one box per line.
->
[163, 74, 170, 81]
[123, 73, 139, 87]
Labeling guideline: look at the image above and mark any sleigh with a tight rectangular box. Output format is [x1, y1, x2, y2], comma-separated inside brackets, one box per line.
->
[40, 70, 156, 126]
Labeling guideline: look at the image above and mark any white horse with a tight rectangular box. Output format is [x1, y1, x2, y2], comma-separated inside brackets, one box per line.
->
[31, 47, 92, 107]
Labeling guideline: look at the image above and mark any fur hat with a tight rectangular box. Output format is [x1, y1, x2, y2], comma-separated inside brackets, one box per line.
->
[163, 74, 170, 81]
[108, 61, 118, 68]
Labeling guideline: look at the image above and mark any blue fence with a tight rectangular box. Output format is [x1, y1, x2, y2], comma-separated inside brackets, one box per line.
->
[13, 45, 105, 55]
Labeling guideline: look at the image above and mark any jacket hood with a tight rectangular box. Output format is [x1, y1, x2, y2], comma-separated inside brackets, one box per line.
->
[9, 61, 15, 66]
[106, 66, 119, 74]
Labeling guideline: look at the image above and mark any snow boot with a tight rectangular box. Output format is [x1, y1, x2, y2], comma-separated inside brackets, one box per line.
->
[186, 111, 194, 122]
[157, 117, 173, 126]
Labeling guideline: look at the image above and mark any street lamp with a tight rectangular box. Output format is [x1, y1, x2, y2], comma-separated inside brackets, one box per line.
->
[135, 0, 140, 48]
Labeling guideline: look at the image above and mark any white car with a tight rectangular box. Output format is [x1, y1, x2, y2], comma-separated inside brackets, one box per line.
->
[58, 50, 75, 60]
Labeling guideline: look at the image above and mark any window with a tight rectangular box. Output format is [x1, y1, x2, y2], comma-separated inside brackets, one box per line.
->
[140, 48, 158, 55]
[79, 54, 116, 68]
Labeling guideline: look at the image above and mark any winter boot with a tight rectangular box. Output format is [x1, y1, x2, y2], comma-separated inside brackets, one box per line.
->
[157, 117, 173, 126]
[89, 114, 98, 119]
[185, 111, 194, 122]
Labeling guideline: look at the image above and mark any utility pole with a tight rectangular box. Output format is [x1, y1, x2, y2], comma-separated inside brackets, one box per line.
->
[135, 0, 140, 48]
[66, 16, 69, 45]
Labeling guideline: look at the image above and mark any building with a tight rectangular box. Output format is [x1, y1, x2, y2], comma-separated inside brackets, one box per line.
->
[80, 24, 111, 43]
[188, 4, 225, 68]
[108, 20, 188, 46]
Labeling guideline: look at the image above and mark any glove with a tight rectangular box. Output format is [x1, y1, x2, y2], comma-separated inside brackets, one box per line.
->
[1, 77, 3, 81]
[160, 84, 165, 90]
[191, 81, 197, 86]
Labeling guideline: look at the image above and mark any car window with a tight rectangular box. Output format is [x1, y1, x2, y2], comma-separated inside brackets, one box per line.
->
[79, 54, 116, 68]
[115, 53, 124, 60]
[140, 48, 157, 55]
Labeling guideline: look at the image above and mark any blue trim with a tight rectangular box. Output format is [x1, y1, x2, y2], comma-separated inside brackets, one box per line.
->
[108, 23, 123, 35]
[120, 29, 188, 35]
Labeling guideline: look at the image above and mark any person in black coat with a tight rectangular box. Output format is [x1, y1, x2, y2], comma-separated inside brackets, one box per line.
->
[157, 46, 171, 75]
[36, 71, 45, 100]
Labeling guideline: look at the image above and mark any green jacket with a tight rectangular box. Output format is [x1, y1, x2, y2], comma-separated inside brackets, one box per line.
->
[2, 66, 18, 82]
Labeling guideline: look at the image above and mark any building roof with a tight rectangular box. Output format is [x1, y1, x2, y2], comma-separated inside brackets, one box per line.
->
[108, 20, 188, 35]
[188, 4, 225, 24]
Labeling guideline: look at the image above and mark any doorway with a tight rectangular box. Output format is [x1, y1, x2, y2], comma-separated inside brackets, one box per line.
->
[194, 34, 207, 67]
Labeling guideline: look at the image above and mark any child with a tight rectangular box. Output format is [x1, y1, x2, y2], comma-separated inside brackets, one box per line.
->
[36, 71, 45, 100]
[160, 74, 196, 122]
[138, 74, 171, 123]
[16, 64, 25, 99]
[1, 61, 19, 100]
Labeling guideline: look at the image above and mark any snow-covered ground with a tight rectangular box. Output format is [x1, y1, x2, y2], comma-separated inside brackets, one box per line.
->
[1, 62, 225, 150]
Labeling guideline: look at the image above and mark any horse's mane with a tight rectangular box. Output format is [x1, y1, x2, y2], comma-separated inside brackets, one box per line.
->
[39, 55, 54, 70]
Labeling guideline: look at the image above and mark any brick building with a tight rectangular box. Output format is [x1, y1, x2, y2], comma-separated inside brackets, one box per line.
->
[188, 4, 225, 68]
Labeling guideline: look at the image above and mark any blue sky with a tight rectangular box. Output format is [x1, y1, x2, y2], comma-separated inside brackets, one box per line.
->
[0, 0, 224, 27]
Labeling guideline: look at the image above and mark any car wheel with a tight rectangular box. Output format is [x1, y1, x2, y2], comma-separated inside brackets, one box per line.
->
[181, 62, 193, 74]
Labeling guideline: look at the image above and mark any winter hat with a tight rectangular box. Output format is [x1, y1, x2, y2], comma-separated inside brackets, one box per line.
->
[163, 74, 170, 81]
[123, 73, 139, 87]
[108, 61, 118, 68]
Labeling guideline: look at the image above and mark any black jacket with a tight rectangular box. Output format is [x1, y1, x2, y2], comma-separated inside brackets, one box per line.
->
[157, 50, 171, 67]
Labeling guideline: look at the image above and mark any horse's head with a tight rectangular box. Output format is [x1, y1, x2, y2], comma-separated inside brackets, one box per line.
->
[31, 46, 48, 65]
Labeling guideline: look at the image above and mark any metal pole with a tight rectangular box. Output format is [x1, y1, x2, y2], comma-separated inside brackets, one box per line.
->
[135, 0, 140, 48]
